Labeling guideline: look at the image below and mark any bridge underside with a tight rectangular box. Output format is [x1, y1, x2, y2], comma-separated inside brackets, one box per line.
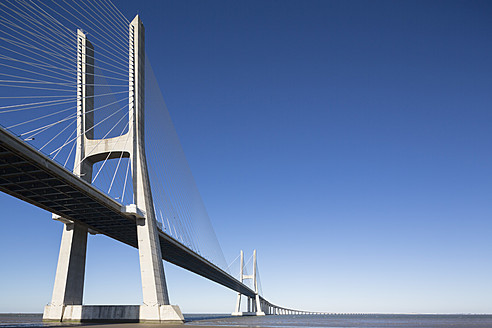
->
[0, 127, 256, 299]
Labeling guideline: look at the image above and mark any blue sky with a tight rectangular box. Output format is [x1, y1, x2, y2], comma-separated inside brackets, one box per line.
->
[1, 0, 492, 314]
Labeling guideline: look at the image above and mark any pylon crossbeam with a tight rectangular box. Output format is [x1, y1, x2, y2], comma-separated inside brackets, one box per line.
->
[83, 134, 131, 163]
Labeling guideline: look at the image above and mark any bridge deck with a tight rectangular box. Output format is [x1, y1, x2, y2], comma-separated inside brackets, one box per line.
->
[0, 127, 256, 298]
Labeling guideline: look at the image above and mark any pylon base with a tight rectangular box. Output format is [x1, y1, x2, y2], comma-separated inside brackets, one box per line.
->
[43, 305, 184, 323]
[231, 311, 266, 316]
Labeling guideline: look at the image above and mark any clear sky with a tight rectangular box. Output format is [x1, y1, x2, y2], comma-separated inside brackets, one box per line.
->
[1, 0, 492, 314]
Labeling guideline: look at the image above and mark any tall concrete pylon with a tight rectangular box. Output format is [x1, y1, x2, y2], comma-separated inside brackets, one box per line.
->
[252, 250, 265, 315]
[43, 16, 184, 323]
[232, 250, 244, 315]
[232, 250, 265, 316]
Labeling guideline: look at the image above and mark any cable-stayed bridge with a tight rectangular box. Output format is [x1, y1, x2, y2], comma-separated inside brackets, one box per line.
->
[0, 0, 324, 322]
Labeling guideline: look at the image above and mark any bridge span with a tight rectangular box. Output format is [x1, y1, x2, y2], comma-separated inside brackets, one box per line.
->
[0, 125, 256, 299]
[0, 125, 320, 318]
[0, 1, 325, 322]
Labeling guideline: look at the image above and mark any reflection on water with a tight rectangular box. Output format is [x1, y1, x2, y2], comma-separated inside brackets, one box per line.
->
[2, 313, 492, 328]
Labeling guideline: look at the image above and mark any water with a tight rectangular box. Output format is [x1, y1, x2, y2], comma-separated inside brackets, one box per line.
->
[187, 314, 492, 327]
[2, 313, 492, 328]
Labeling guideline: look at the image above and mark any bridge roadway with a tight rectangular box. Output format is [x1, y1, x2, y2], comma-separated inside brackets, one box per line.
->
[0, 126, 258, 300]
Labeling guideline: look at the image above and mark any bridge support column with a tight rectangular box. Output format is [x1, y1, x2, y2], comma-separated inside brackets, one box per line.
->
[253, 250, 265, 316]
[43, 222, 88, 321]
[127, 15, 183, 323]
[231, 250, 265, 316]
[44, 16, 183, 323]
[232, 250, 244, 316]
[43, 28, 93, 322]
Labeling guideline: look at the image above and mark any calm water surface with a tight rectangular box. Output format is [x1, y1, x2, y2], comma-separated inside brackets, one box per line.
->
[2, 313, 492, 328]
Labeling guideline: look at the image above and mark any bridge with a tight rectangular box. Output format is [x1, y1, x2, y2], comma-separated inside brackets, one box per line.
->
[0, 0, 325, 323]
[0, 110, 305, 320]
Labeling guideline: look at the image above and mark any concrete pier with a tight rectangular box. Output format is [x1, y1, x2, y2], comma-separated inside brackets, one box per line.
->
[44, 305, 183, 322]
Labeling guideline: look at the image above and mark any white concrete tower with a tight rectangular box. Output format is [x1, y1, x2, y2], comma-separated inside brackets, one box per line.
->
[43, 29, 93, 322]
[129, 14, 183, 323]
[43, 16, 183, 323]
[232, 250, 244, 315]
[253, 250, 266, 316]
[232, 250, 265, 316]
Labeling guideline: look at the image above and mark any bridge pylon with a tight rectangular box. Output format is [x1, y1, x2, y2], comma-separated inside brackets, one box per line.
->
[232, 249, 266, 316]
[43, 15, 184, 323]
